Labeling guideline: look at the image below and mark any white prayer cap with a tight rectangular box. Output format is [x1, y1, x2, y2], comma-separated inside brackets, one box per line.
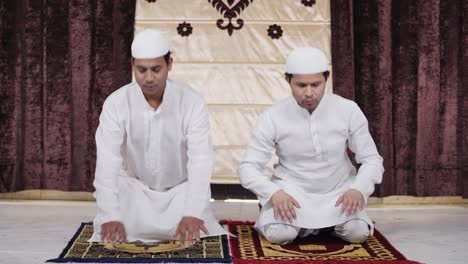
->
[286, 47, 329, 74]
[131, 29, 170, 59]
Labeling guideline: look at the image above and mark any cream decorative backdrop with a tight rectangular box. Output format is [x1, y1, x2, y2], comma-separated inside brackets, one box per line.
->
[135, 0, 331, 183]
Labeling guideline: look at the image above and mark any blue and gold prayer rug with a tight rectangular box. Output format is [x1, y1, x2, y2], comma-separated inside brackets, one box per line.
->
[47, 222, 231, 263]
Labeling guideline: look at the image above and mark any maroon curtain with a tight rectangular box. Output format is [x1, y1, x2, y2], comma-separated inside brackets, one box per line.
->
[2, 1, 467, 198]
[0, 0, 136, 192]
[331, 0, 468, 197]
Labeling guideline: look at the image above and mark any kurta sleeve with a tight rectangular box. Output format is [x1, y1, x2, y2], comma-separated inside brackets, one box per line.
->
[238, 111, 281, 206]
[93, 98, 125, 223]
[347, 104, 384, 203]
[183, 101, 214, 219]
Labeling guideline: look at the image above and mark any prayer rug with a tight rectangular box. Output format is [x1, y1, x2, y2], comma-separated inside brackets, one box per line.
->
[225, 221, 420, 264]
[47, 222, 231, 263]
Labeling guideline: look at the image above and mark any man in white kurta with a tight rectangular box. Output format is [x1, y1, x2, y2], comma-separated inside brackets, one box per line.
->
[90, 29, 226, 244]
[239, 47, 384, 244]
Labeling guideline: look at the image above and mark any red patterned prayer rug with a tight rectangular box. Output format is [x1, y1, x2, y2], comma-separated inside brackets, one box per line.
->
[224, 221, 420, 264]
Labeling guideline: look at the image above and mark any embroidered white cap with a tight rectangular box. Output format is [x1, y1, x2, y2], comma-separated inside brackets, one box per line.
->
[131, 29, 170, 59]
[286, 47, 329, 74]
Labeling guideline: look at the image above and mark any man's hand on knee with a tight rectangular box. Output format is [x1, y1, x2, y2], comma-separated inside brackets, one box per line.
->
[176, 216, 209, 247]
[271, 190, 301, 223]
[335, 188, 364, 216]
[101, 221, 127, 243]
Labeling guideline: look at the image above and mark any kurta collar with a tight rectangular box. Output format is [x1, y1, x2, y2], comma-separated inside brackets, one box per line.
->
[136, 80, 171, 113]
[293, 93, 329, 119]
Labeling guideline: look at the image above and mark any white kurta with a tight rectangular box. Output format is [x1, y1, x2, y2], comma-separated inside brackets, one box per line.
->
[238, 93, 384, 234]
[90, 80, 227, 242]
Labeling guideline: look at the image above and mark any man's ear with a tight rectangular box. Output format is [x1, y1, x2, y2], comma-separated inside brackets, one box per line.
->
[167, 57, 174, 71]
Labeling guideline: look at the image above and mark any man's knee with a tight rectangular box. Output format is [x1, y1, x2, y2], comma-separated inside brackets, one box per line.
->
[262, 224, 300, 245]
[334, 219, 369, 243]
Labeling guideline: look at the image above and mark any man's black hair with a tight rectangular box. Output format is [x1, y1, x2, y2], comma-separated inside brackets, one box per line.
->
[285, 71, 330, 83]
[163, 51, 171, 64]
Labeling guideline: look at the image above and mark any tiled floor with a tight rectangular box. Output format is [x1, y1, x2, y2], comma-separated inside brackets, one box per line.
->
[1, 200, 467, 264]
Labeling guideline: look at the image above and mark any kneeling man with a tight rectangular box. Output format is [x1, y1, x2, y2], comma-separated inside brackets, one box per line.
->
[239, 47, 384, 244]
[90, 29, 226, 245]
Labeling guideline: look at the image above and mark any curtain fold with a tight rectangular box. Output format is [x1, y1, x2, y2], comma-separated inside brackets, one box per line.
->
[0, 0, 136, 192]
[331, 0, 468, 197]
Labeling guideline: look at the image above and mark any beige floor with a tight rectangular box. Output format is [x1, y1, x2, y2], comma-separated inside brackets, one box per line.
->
[1, 200, 467, 264]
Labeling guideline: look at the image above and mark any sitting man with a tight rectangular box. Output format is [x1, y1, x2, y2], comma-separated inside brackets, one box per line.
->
[89, 29, 226, 245]
[238, 47, 384, 244]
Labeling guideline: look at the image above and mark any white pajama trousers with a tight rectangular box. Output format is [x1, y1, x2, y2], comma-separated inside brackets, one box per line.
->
[260, 218, 370, 245]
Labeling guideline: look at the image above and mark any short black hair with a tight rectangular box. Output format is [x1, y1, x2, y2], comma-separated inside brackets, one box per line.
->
[285, 71, 330, 83]
[163, 51, 171, 64]
[131, 50, 172, 64]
